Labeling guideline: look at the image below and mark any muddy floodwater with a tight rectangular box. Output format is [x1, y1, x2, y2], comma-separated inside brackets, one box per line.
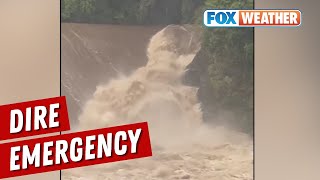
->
[62, 23, 253, 180]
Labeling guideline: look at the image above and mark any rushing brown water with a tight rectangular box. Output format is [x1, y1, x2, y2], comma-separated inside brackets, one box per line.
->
[62, 24, 253, 180]
[62, 23, 163, 125]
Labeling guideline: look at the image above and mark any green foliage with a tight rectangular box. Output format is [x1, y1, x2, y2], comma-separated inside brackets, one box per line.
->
[181, 0, 203, 23]
[61, 0, 203, 24]
[136, 0, 157, 24]
[62, 0, 96, 22]
[199, 0, 254, 134]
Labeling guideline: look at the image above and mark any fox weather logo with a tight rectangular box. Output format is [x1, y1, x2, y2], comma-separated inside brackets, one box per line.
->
[203, 9, 302, 27]
[204, 10, 239, 27]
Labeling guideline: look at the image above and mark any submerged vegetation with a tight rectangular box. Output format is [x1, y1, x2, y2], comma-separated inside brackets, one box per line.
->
[62, 0, 254, 135]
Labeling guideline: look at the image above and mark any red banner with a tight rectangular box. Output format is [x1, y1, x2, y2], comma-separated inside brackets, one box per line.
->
[0, 96, 70, 141]
[0, 122, 152, 179]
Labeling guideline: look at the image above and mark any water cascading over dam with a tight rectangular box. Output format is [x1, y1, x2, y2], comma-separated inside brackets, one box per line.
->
[62, 24, 253, 180]
[62, 23, 163, 126]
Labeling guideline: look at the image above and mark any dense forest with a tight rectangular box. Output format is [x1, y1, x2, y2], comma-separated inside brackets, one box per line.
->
[62, 0, 203, 24]
[62, 0, 254, 135]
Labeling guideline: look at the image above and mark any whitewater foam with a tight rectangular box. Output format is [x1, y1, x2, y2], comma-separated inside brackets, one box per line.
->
[63, 25, 253, 180]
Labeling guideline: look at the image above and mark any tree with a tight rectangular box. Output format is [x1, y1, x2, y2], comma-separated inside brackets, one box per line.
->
[62, 0, 96, 22]
[196, 0, 254, 134]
